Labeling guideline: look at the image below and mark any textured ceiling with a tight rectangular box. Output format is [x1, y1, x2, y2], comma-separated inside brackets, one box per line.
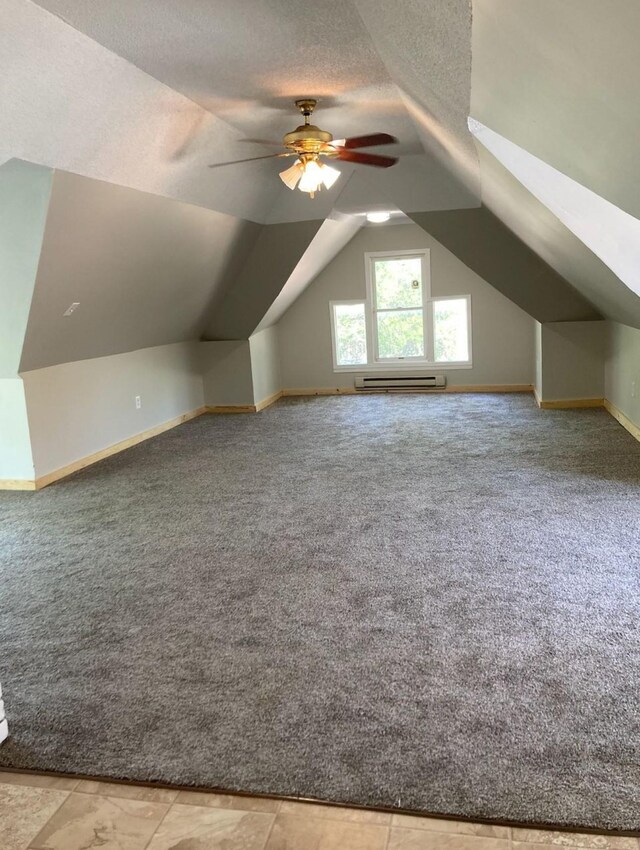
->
[7, 0, 478, 223]
[5, 0, 640, 339]
[27, 0, 425, 153]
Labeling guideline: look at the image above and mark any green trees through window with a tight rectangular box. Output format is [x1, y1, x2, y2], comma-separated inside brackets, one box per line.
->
[333, 303, 367, 365]
[434, 298, 469, 362]
[331, 250, 471, 369]
[373, 257, 425, 359]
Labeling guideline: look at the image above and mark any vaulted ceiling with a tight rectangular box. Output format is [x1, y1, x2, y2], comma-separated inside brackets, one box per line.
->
[2, 0, 640, 370]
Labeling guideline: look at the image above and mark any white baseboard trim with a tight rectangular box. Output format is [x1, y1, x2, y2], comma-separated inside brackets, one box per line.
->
[1, 406, 207, 491]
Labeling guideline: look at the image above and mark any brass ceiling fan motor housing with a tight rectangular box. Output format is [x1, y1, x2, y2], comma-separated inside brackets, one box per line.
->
[283, 99, 334, 156]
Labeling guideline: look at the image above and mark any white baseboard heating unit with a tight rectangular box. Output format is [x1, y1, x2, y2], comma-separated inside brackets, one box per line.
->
[355, 375, 446, 390]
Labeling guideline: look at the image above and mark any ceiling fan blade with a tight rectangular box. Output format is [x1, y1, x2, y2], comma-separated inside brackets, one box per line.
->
[208, 153, 293, 168]
[333, 149, 398, 168]
[340, 133, 398, 149]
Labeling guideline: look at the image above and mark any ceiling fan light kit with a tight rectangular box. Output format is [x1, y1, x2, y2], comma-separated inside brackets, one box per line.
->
[210, 98, 399, 199]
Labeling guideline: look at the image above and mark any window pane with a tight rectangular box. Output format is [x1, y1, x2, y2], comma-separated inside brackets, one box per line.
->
[434, 298, 469, 362]
[334, 303, 367, 365]
[374, 257, 422, 309]
[376, 309, 424, 359]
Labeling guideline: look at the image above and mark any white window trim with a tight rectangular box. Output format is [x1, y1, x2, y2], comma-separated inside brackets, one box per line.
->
[330, 250, 473, 372]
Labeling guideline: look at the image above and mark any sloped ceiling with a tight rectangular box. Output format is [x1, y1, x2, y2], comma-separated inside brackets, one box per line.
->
[8, 0, 478, 222]
[255, 216, 365, 332]
[4, 0, 640, 357]
[0, 160, 53, 377]
[471, 0, 640, 220]
[470, 126, 640, 327]
[203, 220, 325, 341]
[470, 0, 640, 330]
[20, 170, 262, 371]
[409, 208, 599, 324]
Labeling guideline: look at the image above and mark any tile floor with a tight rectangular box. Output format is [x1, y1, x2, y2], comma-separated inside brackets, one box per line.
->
[0, 770, 638, 850]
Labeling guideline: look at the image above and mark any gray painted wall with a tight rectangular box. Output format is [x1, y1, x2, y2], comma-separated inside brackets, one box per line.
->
[0, 379, 34, 480]
[20, 169, 261, 372]
[249, 328, 281, 404]
[255, 216, 363, 332]
[22, 341, 203, 477]
[0, 159, 53, 377]
[410, 206, 599, 324]
[203, 220, 324, 341]
[277, 223, 536, 391]
[605, 322, 640, 428]
[200, 341, 255, 407]
[537, 322, 605, 402]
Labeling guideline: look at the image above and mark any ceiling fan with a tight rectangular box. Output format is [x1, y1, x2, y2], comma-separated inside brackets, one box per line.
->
[209, 99, 399, 198]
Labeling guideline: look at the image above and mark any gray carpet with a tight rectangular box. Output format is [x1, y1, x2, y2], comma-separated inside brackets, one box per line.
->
[1, 394, 639, 830]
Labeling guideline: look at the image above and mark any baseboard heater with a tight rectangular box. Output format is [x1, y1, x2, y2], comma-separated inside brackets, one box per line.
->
[355, 375, 446, 390]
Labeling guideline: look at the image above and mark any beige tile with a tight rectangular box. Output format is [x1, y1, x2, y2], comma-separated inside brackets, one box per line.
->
[176, 789, 280, 812]
[29, 793, 169, 850]
[75, 779, 178, 803]
[266, 813, 388, 850]
[0, 782, 69, 850]
[146, 803, 274, 850]
[513, 834, 639, 850]
[389, 829, 510, 850]
[0, 770, 78, 790]
[392, 813, 508, 838]
[279, 799, 390, 825]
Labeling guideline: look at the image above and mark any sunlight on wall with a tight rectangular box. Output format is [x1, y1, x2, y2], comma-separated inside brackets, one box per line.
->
[469, 118, 640, 298]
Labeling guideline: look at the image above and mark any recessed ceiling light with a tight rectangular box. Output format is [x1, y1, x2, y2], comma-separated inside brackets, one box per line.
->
[366, 211, 391, 223]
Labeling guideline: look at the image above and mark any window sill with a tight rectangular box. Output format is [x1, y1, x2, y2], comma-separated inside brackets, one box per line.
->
[333, 361, 473, 373]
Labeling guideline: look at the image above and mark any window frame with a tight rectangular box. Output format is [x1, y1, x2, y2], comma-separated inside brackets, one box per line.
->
[330, 249, 473, 373]
[329, 299, 369, 370]
[366, 249, 432, 365]
[430, 294, 473, 368]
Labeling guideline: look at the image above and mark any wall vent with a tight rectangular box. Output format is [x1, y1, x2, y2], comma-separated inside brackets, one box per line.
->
[354, 375, 446, 390]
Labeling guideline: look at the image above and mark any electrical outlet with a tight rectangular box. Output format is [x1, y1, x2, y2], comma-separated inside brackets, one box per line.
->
[63, 302, 80, 317]
[632, 380, 637, 399]
[135, 396, 141, 409]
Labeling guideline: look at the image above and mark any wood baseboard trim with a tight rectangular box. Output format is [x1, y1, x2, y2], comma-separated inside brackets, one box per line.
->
[442, 384, 533, 393]
[537, 398, 604, 410]
[0, 479, 38, 491]
[282, 387, 356, 397]
[255, 390, 283, 412]
[1, 406, 207, 492]
[206, 404, 258, 413]
[604, 399, 640, 443]
[283, 385, 533, 396]
[206, 392, 282, 413]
